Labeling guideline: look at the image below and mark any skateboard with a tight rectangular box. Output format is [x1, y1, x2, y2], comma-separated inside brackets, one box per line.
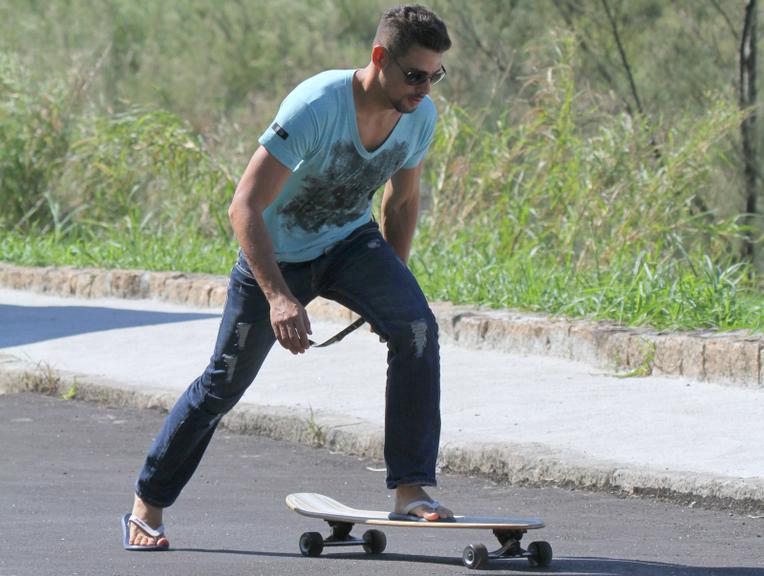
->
[285, 492, 552, 569]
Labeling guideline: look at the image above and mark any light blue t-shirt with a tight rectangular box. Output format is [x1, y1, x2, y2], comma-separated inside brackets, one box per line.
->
[258, 69, 437, 262]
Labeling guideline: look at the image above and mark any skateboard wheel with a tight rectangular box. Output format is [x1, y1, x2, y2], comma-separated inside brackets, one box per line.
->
[527, 541, 553, 567]
[299, 531, 324, 557]
[362, 529, 386, 554]
[462, 543, 488, 570]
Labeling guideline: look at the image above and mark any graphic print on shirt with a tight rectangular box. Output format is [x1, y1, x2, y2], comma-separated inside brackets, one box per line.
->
[279, 140, 409, 232]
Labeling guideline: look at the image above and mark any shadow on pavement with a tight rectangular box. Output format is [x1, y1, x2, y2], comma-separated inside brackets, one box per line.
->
[0, 304, 219, 347]
[547, 557, 764, 576]
[167, 549, 764, 575]
[172, 548, 299, 558]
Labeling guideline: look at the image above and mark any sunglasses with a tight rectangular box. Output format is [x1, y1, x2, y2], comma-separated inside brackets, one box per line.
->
[389, 54, 447, 86]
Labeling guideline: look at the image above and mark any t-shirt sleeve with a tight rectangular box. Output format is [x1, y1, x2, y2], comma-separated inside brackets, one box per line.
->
[258, 93, 320, 172]
[402, 101, 437, 169]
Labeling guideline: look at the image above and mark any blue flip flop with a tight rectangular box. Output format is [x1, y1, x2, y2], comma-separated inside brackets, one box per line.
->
[121, 513, 170, 551]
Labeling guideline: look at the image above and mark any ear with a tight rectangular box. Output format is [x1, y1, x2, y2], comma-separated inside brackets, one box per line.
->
[371, 45, 387, 69]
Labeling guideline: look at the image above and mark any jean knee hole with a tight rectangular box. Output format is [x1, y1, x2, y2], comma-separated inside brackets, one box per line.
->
[410, 319, 429, 359]
[235, 322, 252, 350]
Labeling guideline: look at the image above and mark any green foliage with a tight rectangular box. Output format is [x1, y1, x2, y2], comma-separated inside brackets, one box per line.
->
[0, 228, 236, 275]
[0, 1, 762, 332]
[411, 235, 763, 331]
[0, 0, 386, 133]
[0, 53, 74, 229]
[410, 40, 762, 331]
[423, 42, 745, 270]
[61, 382, 78, 401]
[0, 52, 235, 240]
[56, 108, 234, 237]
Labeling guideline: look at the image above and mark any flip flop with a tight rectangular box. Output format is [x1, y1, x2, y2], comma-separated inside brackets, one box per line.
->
[121, 513, 170, 551]
[389, 499, 453, 522]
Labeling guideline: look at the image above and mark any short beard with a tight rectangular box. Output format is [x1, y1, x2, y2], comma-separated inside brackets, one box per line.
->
[392, 98, 417, 114]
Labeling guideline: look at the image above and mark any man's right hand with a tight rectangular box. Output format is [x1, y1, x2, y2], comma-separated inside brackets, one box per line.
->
[228, 146, 313, 355]
[269, 294, 312, 354]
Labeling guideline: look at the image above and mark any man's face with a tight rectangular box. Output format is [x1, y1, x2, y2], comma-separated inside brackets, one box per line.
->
[380, 45, 445, 114]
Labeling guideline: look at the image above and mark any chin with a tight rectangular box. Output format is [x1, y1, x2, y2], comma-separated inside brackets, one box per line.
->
[393, 99, 419, 114]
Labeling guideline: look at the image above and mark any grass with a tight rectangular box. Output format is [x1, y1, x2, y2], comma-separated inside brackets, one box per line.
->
[0, 229, 236, 275]
[1, 37, 762, 334]
[305, 405, 327, 448]
[61, 381, 78, 401]
[19, 362, 63, 396]
[3, 224, 761, 333]
[410, 236, 764, 332]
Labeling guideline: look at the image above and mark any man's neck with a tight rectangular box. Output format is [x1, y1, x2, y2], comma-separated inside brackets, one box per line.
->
[353, 65, 400, 121]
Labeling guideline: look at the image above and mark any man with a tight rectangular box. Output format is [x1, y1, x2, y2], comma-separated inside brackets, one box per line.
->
[124, 4, 452, 550]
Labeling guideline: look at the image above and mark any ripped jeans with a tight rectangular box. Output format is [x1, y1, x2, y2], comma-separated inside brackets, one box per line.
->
[135, 221, 440, 507]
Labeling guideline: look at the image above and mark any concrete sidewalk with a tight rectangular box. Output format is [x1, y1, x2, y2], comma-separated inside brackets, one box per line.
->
[1, 288, 763, 511]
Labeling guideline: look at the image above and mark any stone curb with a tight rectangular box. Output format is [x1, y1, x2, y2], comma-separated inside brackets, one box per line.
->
[1, 353, 761, 514]
[2, 262, 762, 389]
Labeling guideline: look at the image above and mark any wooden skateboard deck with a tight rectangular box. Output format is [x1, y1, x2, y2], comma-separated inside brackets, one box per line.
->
[286, 492, 552, 569]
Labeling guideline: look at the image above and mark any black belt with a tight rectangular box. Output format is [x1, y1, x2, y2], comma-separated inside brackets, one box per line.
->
[308, 317, 367, 348]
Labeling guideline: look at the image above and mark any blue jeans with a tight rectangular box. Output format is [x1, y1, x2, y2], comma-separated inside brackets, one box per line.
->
[136, 222, 441, 507]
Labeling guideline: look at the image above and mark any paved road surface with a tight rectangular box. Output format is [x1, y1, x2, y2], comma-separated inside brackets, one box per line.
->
[0, 393, 762, 576]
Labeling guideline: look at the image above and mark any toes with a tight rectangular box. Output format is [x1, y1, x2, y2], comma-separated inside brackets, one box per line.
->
[408, 505, 441, 521]
[436, 505, 454, 519]
[132, 532, 151, 546]
[416, 505, 453, 521]
[130, 526, 166, 548]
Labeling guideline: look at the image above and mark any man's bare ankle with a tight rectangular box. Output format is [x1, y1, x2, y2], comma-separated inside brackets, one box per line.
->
[395, 485, 428, 498]
[132, 495, 163, 524]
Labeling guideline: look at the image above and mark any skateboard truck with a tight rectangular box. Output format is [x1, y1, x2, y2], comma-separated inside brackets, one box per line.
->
[299, 520, 387, 557]
[463, 529, 553, 569]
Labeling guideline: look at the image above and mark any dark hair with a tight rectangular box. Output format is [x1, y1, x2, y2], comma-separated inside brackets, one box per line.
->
[374, 4, 451, 57]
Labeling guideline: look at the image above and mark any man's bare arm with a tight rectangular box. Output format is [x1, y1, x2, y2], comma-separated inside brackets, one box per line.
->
[228, 146, 312, 354]
[380, 161, 423, 264]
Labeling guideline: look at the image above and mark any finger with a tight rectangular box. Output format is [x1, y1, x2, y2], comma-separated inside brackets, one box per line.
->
[275, 322, 297, 353]
[296, 328, 310, 352]
[293, 317, 310, 351]
[276, 325, 292, 352]
[287, 322, 309, 354]
[283, 325, 302, 354]
[302, 310, 312, 336]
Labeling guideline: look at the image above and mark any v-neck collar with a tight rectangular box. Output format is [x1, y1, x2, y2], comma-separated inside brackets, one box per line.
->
[346, 70, 403, 158]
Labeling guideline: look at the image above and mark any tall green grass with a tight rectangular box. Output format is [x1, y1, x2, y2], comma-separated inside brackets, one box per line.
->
[0, 43, 762, 332]
[0, 229, 235, 274]
[0, 53, 235, 238]
[409, 43, 762, 331]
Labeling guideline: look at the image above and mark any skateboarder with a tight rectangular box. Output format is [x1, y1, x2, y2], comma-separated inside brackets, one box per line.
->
[124, 4, 453, 550]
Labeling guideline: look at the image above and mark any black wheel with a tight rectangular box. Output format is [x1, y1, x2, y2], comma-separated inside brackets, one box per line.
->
[362, 529, 387, 554]
[527, 541, 553, 567]
[462, 543, 489, 570]
[299, 532, 324, 557]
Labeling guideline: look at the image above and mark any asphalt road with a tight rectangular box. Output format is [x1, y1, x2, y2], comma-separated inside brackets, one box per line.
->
[0, 393, 762, 576]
